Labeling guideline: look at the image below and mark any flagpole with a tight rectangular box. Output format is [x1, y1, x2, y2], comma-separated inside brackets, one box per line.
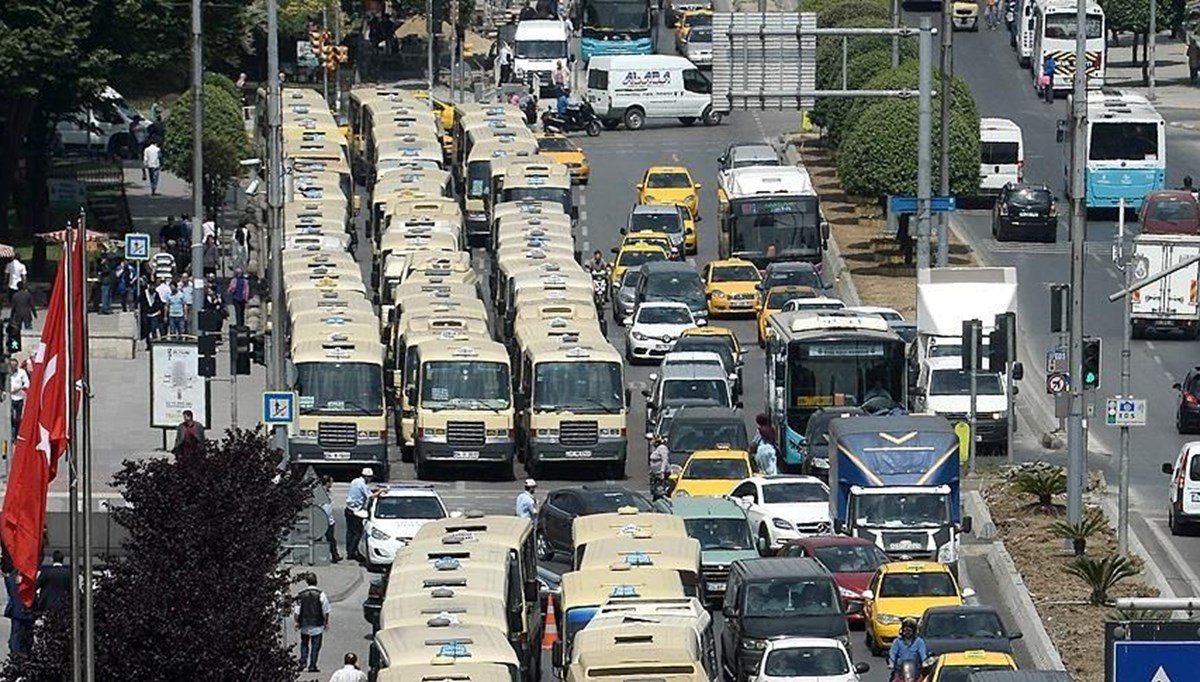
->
[65, 220, 82, 682]
[78, 219, 95, 682]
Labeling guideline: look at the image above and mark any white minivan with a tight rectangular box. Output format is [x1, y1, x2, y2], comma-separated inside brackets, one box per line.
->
[1163, 441, 1200, 535]
[513, 19, 571, 96]
[979, 117, 1024, 195]
[586, 54, 721, 131]
[55, 87, 150, 158]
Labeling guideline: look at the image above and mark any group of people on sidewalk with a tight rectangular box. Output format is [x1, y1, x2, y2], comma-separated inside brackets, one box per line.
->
[136, 244, 252, 349]
[3, 550, 71, 657]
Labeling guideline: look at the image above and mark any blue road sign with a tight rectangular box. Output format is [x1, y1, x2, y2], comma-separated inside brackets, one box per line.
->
[124, 233, 151, 261]
[262, 391, 296, 425]
[888, 195, 957, 215]
[1113, 640, 1200, 681]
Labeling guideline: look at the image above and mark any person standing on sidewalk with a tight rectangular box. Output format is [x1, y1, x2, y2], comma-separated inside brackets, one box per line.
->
[320, 476, 342, 563]
[99, 257, 115, 315]
[228, 268, 250, 328]
[8, 357, 29, 437]
[139, 278, 163, 349]
[166, 282, 187, 336]
[202, 235, 219, 281]
[293, 573, 330, 674]
[3, 559, 33, 656]
[143, 139, 163, 196]
[344, 467, 375, 562]
[5, 256, 27, 308]
[328, 653, 368, 682]
[8, 282, 34, 331]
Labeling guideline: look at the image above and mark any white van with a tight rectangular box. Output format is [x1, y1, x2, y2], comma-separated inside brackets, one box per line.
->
[56, 87, 150, 158]
[513, 20, 572, 96]
[979, 117, 1024, 194]
[586, 55, 721, 131]
[1163, 441, 1200, 535]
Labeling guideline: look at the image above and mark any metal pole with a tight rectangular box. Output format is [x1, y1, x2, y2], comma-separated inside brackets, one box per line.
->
[1118, 198, 1130, 554]
[334, 7, 343, 111]
[231, 373, 239, 427]
[427, 0, 436, 90]
[78, 224, 94, 682]
[1148, 0, 1157, 100]
[968, 326, 978, 477]
[66, 224, 81, 682]
[267, 0, 289, 458]
[916, 18, 933, 272]
[323, 5, 331, 106]
[191, 0, 205, 337]
[1005, 359, 1015, 464]
[1065, 0, 1089, 524]
[891, 0, 900, 67]
[937, 4, 952, 268]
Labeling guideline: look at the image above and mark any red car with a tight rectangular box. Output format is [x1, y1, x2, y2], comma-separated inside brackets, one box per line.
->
[1140, 190, 1200, 235]
[777, 536, 890, 623]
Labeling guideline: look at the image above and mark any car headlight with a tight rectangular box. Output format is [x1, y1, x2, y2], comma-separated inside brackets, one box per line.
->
[631, 331, 648, 341]
[991, 412, 1004, 420]
[674, 489, 691, 497]
[938, 541, 958, 564]
[369, 526, 391, 541]
[740, 638, 767, 651]
[644, 194, 659, 202]
[838, 585, 861, 600]
[772, 518, 794, 531]
[712, 290, 727, 299]
[877, 613, 902, 625]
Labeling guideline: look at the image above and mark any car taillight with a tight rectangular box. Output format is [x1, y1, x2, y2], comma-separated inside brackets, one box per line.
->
[1186, 393, 1199, 406]
[1048, 203, 1058, 216]
[1017, 160, 1024, 182]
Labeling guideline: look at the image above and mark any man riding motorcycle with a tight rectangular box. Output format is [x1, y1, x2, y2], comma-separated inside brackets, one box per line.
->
[888, 618, 928, 682]
[585, 250, 611, 302]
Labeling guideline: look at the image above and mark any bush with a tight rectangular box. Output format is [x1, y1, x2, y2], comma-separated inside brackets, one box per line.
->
[817, 0, 891, 27]
[813, 48, 915, 145]
[1064, 554, 1141, 605]
[164, 73, 249, 219]
[1052, 509, 1108, 556]
[815, 16, 895, 88]
[1008, 465, 1068, 511]
[834, 61, 976, 147]
[836, 96, 979, 198]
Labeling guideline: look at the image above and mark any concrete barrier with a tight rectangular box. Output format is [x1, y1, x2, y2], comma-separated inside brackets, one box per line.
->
[964, 489, 998, 540]
[986, 542, 1068, 671]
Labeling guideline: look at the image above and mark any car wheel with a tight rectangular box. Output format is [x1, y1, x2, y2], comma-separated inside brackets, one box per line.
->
[602, 119, 620, 130]
[702, 106, 722, 126]
[995, 222, 1007, 242]
[536, 529, 555, 561]
[757, 525, 772, 555]
[625, 343, 634, 363]
[623, 107, 646, 131]
[867, 628, 884, 656]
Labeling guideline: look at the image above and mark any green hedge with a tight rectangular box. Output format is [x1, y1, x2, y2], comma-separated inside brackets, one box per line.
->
[812, 26, 917, 129]
[814, 49, 916, 145]
[816, 0, 891, 27]
[832, 62, 976, 146]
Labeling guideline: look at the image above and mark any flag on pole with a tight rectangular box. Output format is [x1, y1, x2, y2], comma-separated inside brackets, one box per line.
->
[1, 228, 85, 606]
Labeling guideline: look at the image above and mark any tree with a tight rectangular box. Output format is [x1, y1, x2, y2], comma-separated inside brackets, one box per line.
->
[1101, 0, 1178, 70]
[0, 430, 312, 681]
[834, 62, 977, 148]
[812, 48, 916, 145]
[164, 76, 249, 220]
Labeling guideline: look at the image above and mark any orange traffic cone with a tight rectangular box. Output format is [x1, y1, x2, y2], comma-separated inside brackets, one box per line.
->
[542, 593, 560, 650]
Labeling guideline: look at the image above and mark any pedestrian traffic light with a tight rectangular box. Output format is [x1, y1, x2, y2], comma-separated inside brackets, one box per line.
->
[4, 322, 22, 355]
[430, 0, 446, 32]
[310, 29, 324, 51]
[322, 44, 338, 70]
[250, 333, 267, 367]
[230, 326, 251, 376]
[198, 333, 218, 378]
[1082, 337, 1101, 390]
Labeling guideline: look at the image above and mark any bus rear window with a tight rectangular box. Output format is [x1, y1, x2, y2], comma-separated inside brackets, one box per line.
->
[1090, 122, 1159, 161]
[981, 141, 1019, 164]
[588, 69, 609, 90]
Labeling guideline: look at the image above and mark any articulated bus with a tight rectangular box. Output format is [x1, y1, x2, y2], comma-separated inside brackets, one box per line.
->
[717, 165, 829, 270]
[764, 310, 908, 469]
[1031, 0, 1105, 92]
[1082, 90, 1165, 210]
[579, 0, 655, 61]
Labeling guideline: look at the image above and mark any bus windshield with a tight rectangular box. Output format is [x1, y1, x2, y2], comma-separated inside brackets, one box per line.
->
[730, 197, 821, 256]
[584, 0, 651, 31]
[786, 339, 906, 413]
[1043, 12, 1102, 39]
[467, 160, 491, 199]
[1089, 121, 1160, 162]
[421, 360, 512, 410]
[533, 361, 624, 413]
[295, 362, 384, 415]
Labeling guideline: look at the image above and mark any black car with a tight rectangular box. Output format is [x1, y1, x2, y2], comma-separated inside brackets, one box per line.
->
[634, 261, 707, 323]
[758, 262, 827, 302]
[536, 485, 654, 560]
[666, 406, 748, 466]
[798, 407, 865, 477]
[917, 605, 1022, 657]
[992, 182, 1057, 242]
[1173, 368, 1200, 433]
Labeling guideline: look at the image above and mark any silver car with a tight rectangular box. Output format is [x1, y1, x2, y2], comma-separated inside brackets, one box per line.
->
[679, 26, 713, 66]
[613, 267, 642, 325]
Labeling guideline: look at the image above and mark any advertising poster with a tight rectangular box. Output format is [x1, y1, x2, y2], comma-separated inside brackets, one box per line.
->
[149, 341, 210, 429]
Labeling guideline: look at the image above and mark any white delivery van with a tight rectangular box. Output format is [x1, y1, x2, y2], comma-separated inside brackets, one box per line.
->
[1129, 234, 1200, 338]
[979, 117, 1024, 195]
[55, 87, 150, 158]
[1163, 441, 1200, 534]
[586, 55, 721, 131]
[513, 19, 572, 96]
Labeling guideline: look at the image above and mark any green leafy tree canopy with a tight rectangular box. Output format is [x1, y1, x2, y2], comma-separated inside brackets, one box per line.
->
[164, 74, 249, 218]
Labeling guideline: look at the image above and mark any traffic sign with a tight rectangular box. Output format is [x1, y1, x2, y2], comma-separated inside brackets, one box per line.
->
[1112, 640, 1200, 682]
[124, 232, 151, 261]
[1047, 372, 1070, 395]
[888, 195, 957, 215]
[262, 391, 296, 425]
[1106, 397, 1147, 426]
[1046, 347, 1068, 374]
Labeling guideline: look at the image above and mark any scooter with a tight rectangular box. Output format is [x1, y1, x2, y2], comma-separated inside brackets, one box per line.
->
[542, 100, 603, 137]
[592, 272, 609, 336]
[891, 660, 924, 682]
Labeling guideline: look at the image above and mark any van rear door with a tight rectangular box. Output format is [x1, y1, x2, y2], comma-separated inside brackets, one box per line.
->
[980, 132, 1023, 191]
[587, 67, 612, 116]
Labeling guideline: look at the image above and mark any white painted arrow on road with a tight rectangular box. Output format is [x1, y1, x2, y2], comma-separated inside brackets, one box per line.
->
[1151, 666, 1172, 682]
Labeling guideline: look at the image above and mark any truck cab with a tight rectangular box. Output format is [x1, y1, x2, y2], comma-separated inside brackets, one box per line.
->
[913, 356, 1010, 452]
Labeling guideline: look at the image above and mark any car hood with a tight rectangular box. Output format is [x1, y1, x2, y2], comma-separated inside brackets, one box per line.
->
[926, 394, 1007, 413]
[369, 518, 436, 541]
[632, 322, 693, 339]
[740, 613, 848, 639]
[710, 282, 758, 296]
[831, 572, 873, 595]
[759, 502, 831, 523]
[642, 189, 695, 204]
[873, 595, 963, 618]
[675, 479, 740, 497]
[701, 548, 759, 565]
[924, 636, 1014, 657]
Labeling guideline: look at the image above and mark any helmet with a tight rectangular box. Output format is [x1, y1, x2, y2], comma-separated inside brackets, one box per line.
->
[901, 617, 918, 631]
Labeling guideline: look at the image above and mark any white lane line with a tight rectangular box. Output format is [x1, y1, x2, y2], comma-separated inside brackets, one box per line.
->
[579, 193, 587, 206]
[1153, 353, 1163, 364]
[582, 240, 590, 254]
[1146, 340, 1157, 350]
[581, 222, 589, 236]
[671, 152, 680, 163]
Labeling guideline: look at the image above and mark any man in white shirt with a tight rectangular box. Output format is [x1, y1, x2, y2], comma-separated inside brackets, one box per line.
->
[8, 358, 29, 437]
[5, 257, 27, 304]
[143, 141, 162, 195]
[328, 652, 368, 682]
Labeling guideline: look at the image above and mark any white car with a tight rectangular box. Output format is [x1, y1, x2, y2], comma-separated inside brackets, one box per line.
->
[623, 301, 704, 364]
[360, 484, 449, 571]
[843, 305, 904, 323]
[753, 637, 868, 682]
[781, 297, 846, 314]
[728, 476, 832, 552]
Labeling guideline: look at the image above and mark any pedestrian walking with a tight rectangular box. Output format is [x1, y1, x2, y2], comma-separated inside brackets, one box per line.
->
[985, 0, 998, 29]
[203, 280, 227, 331]
[35, 550, 70, 614]
[320, 475, 342, 563]
[5, 256, 27, 307]
[228, 268, 250, 328]
[143, 140, 162, 195]
[553, 60, 569, 96]
[328, 653, 368, 682]
[232, 223, 250, 273]
[294, 573, 330, 673]
[515, 478, 538, 520]
[754, 434, 779, 477]
[497, 41, 515, 84]
[172, 409, 207, 455]
[648, 436, 671, 500]
[344, 467, 377, 562]
[166, 282, 186, 335]
[8, 358, 29, 438]
[1041, 55, 1056, 103]
[8, 282, 34, 331]
[179, 276, 194, 334]
[202, 235, 219, 280]
[3, 561, 33, 657]
[99, 257, 115, 315]
[139, 279, 163, 348]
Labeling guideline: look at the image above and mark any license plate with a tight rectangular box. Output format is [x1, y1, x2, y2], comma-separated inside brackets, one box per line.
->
[452, 450, 480, 460]
[732, 301, 752, 308]
[565, 450, 593, 458]
[654, 344, 671, 351]
[707, 582, 726, 592]
[1019, 211, 1040, 217]
[325, 451, 351, 460]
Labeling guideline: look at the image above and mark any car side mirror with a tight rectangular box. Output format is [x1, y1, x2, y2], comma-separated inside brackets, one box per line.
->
[833, 519, 845, 534]
[694, 183, 702, 189]
[961, 587, 976, 599]
[645, 432, 655, 441]
[696, 318, 707, 327]
[722, 605, 737, 618]
[624, 388, 632, 407]
[1163, 462, 1174, 474]
[1013, 385, 1020, 395]
[844, 600, 864, 615]
[622, 316, 633, 326]
[1011, 361, 1024, 381]
[649, 373, 658, 383]
[911, 386, 925, 397]
[405, 386, 417, 403]
[642, 389, 653, 399]
[854, 662, 870, 674]
[1009, 631, 1023, 640]
[1173, 382, 1183, 390]
[610, 247, 619, 254]
[961, 516, 973, 534]
[636, 183, 645, 190]
[740, 495, 754, 507]
[571, 205, 579, 220]
[860, 589, 873, 600]
[619, 227, 628, 235]
[735, 400, 744, 409]
[821, 219, 831, 241]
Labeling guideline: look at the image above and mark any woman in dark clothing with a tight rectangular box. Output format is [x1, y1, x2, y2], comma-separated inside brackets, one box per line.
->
[138, 279, 162, 349]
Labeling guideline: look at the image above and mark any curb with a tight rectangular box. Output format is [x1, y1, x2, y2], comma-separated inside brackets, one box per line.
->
[1096, 493, 1177, 600]
[963, 490, 997, 540]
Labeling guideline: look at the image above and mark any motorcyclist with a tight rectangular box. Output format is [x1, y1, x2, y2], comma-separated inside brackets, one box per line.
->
[649, 435, 671, 500]
[888, 618, 928, 681]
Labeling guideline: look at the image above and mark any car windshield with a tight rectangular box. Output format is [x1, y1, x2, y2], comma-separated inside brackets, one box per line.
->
[619, 249, 668, 268]
[646, 273, 703, 297]
[620, 269, 642, 287]
[687, 27, 713, 42]
[533, 361, 624, 412]
[630, 212, 683, 234]
[929, 370, 1004, 396]
[647, 172, 692, 188]
[582, 489, 654, 513]
[638, 306, 692, 324]
[855, 492, 949, 528]
[763, 647, 850, 677]
[767, 289, 815, 308]
[922, 611, 1006, 639]
[295, 362, 384, 415]
[937, 666, 1014, 682]
[743, 578, 841, 617]
[762, 481, 828, 504]
[537, 136, 576, 152]
[420, 360, 511, 409]
[684, 13, 712, 27]
[1150, 199, 1198, 222]
[685, 517, 754, 550]
[663, 380, 730, 406]
[673, 338, 734, 368]
[684, 457, 749, 479]
[515, 40, 568, 59]
[812, 544, 890, 573]
[712, 265, 760, 283]
[765, 267, 822, 290]
[879, 571, 957, 598]
[374, 496, 446, 520]
[669, 420, 748, 454]
[786, 300, 845, 312]
[1007, 188, 1053, 208]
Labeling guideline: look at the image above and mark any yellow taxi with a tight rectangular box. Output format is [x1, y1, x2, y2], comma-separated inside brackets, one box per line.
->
[678, 204, 698, 254]
[757, 285, 818, 345]
[862, 561, 974, 656]
[621, 231, 678, 259]
[928, 651, 1017, 681]
[675, 9, 714, 43]
[611, 242, 671, 286]
[637, 166, 701, 217]
[670, 449, 752, 498]
[535, 133, 590, 184]
[411, 90, 456, 156]
[703, 259, 762, 317]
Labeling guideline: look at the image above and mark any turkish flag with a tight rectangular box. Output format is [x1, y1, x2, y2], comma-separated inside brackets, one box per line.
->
[1, 231, 86, 606]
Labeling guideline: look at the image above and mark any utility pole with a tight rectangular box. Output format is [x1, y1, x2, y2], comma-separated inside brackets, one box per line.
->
[916, 17, 933, 272]
[937, 3, 952, 268]
[890, 0, 900, 66]
[1117, 198, 1131, 554]
[1065, 0, 1089, 525]
[267, 0, 288, 458]
[1148, 0, 1158, 100]
[191, 0, 205, 336]
[334, 5, 343, 111]
[427, 0, 436, 90]
[322, 4, 330, 105]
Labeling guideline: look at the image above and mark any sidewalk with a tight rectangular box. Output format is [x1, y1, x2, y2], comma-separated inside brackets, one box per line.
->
[1104, 35, 1198, 114]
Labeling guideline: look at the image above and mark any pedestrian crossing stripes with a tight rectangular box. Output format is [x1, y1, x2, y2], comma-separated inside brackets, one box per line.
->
[985, 241, 1115, 255]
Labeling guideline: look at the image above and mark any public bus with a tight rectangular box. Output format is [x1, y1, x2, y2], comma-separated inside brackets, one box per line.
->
[1031, 0, 1105, 92]
[1082, 90, 1166, 210]
[764, 309, 908, 466]
[717, 165, 829, 270]
[579, 0, 655, 61]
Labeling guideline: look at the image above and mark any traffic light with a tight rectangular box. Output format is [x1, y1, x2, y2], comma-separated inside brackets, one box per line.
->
[230, 326, 251, 376]
[310, 29, 324, 52]
[198, 333, 218, 378]
[989, 312, 1016, 372]
[4, 322, 22, 355]
[250, 334, 267, 367]
[430, 0, 445, 33]
[1082, 337, 1101, 390]
[322, 44, 337, 70]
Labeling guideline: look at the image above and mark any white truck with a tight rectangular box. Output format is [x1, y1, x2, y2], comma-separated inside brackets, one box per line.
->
[513, 20, 571, 97]
[1130, 234, 1200, 338]
[912, 267, 1019, 451]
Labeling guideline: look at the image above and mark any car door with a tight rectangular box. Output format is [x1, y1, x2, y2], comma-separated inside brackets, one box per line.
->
[864, 570, 883, 631]
[720, 575, 741, 674]
[680, 68, 711, 118]
[1181, 449, 1200, 519]
[741, 481, 766, 530]
[541, 491, 567, 549]
[550, 491, 581, 551]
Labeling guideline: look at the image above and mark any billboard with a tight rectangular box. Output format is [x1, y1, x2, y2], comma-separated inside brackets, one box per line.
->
[149, 340, 210, 429]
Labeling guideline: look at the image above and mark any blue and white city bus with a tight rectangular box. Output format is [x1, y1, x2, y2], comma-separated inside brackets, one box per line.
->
[1084, 91, 1166, 210]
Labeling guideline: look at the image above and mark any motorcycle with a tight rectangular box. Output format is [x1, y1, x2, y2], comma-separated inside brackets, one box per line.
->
[542, 100, 603, 137]
[592, 272, 610, 336]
